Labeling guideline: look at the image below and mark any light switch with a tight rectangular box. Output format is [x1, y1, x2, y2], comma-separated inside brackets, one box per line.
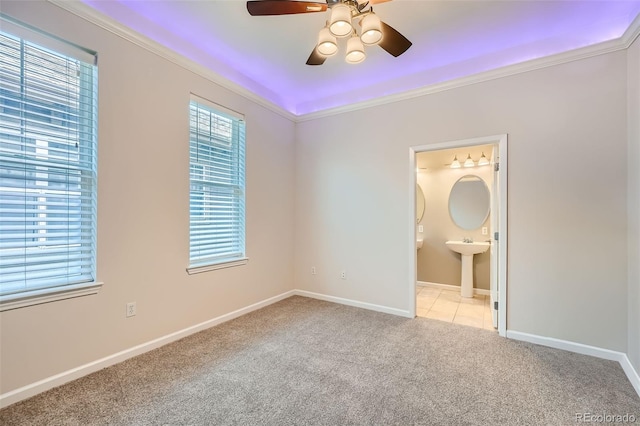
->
[418, 225, 424, 233]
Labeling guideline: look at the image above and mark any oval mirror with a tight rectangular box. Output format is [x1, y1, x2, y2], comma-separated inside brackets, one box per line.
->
[416, 184, 425, 224]
[448, 175, 490, 230]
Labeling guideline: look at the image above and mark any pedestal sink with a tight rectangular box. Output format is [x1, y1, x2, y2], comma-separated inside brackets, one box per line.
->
[445, 241, 490, 298]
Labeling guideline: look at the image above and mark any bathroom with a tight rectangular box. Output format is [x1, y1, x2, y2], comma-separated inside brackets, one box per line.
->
[415, 143, 496, 330]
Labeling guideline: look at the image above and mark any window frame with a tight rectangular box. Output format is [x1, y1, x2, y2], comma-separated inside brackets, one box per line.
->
[0, 16, 101, 311]
[186, 95, 247, 275]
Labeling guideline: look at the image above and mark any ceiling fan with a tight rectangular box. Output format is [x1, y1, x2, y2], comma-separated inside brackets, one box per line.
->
[246, 0, 412, 65]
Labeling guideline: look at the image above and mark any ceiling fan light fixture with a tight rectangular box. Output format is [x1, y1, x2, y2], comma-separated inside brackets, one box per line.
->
[360, 13, 382, 45]
[329, 3, 353, 37]
[345, 36, 366, 64]
[317, 27, 338, 56]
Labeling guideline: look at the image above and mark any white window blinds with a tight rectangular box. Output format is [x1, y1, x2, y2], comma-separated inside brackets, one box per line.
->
[189, 96, 245, 269]
[0, 23, 98, 298]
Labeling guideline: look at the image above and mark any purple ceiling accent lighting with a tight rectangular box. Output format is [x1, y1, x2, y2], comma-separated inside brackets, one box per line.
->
[81, 0, 640, 116]
[82, 0, 299, 112]
[293, 2, 640, 114]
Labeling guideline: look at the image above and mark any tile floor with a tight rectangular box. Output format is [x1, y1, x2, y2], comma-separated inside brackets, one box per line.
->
[416, 286, 495, 331]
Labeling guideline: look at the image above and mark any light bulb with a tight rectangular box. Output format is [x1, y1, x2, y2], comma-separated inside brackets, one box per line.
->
[345, 36, 366, 64]
[329, 4, 352, 37]
[464, 154, 475, 167]
[360, 13, 382, 45]
[478, 152, 490, 166]
[317, 27, 337, 56]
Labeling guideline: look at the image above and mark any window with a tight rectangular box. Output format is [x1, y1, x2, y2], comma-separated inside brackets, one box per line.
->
[0, 18, 99, 309]
[187, 95, 246, 273]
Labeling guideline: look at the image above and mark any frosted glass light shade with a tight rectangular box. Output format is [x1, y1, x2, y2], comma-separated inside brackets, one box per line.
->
[329, 4, 353, 37]
[451, 155, 461, 169]
[345, 36, 365, 63]
[464, 154, 475, 167]
[317, 28, 338, 56]
[360, 13, 382, 45]
[478, 152, 490, 166]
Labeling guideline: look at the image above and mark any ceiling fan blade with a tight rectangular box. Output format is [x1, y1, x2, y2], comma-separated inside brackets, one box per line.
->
[378, 21, 412, 57]
[247, 1, 327, 16]
[306, 47, 327, 66]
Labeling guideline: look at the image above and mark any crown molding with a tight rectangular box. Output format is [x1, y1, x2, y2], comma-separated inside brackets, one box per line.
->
[47, 0, 297, 123]
[297, 34, 632, 121]
[47, 0, 639, 123]
[623, 11, 640, 48]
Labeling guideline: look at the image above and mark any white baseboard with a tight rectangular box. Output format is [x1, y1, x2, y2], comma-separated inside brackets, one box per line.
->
[294, 289, 412, 318]
[0, 290, 296, 409]
[417, 281, 490, 296]
[5, 292, 637, 408]
[619, 355, 640, 397]
[506, 330, 640, 398]
[0, 289, 408, 408]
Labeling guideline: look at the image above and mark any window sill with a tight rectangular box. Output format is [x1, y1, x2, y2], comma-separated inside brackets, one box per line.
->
[186, 257, 249, 275]
[0, 282, 103, 312]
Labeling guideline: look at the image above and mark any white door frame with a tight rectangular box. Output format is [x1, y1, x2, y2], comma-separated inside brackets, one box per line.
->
[409, 134, 508, 336]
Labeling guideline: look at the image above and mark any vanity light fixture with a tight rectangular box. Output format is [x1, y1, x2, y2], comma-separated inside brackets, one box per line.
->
[478, 152, 490, 166]
[450, 155, 461, 169]
[463, 154, 475, 167]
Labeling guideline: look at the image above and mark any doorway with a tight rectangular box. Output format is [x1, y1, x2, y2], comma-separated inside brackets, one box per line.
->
[409, 135, 507, 336]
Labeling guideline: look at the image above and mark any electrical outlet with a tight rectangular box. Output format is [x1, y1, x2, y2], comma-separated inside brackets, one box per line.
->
[418, 225, 424, 233]
[482, 227, 488, 235]
[126, 302, 136, 318]
[311, 266, 316, 275]
[340, 271, 346, 280]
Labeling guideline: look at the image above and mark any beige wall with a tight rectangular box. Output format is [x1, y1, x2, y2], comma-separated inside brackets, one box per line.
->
[416, 164, 492, 289]
[1, 0, 637, 402]
[0, 1, 295, 394]
[628, 36, 640, 373]
[294, 51, 629, 351]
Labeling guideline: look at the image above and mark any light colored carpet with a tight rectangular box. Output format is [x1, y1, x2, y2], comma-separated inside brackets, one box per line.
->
[1, 296, 639, 425]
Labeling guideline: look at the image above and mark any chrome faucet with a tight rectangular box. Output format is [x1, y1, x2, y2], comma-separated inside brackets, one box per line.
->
[463, 237, 473, 243]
